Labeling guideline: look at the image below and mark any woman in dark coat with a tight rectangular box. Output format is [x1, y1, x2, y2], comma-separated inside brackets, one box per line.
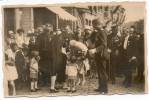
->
[50, 29, 66, 92]
[35, 26, 53, 86]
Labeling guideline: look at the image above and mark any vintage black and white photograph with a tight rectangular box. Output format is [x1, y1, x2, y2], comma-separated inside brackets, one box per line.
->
[2, 2, 146, 97]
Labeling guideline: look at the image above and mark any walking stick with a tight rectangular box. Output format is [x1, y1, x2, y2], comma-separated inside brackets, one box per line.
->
[108, 54, 111, 81]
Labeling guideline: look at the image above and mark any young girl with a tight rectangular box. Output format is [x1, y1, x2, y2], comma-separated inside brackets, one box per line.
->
[65, 55, 78, 93]
[4, 62, 9, 97]
[5, 43, 18, 96]
[29, 51, 40, 92]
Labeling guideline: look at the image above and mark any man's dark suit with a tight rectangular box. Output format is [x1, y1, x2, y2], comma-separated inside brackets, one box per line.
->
[121, 34, 137, 87]
[90, 29, 108, 93]
[108, 34, 121, 83]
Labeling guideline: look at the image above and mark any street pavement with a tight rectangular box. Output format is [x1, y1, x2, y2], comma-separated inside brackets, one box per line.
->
[15, 77, 145, 97]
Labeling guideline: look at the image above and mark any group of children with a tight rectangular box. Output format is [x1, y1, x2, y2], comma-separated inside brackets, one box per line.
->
[4, 42, 40, 96]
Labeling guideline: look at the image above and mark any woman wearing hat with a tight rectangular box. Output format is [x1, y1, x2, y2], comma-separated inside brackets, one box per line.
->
[49, 29, 66, 93]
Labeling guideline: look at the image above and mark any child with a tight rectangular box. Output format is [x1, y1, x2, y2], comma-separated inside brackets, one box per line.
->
[15, 44, 26, 89]
[4, 63, 9, 97]
[65, 55, 78, 93]
[76, 51, 86, 86]
[22, 44, 30, 86]
[5, 43, 18, 96]
[30, 51, 40, 92]
[69, 40, 89, 86]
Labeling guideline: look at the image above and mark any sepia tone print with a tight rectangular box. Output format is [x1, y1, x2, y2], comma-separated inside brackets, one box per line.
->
[2, 2, 146, 97]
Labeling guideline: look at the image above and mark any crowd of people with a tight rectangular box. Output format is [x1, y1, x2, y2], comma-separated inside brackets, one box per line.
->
[4, 18, 144, 96]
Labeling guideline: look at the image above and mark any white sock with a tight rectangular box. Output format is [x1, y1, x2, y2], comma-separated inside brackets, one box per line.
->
[50, 76, 56, 90]
[35, 81, 38, 89]
[67, 86, 70, 90]
[31, 81, 34, 90]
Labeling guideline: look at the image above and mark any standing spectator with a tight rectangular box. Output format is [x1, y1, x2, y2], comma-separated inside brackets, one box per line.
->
[121, 27, 137, 88]
[4, 63, 9, 96]
[36, 24, 53, 86]
[28, 33, 37, 56]
[30, 51, 40, 92]
[50, 29, 65, 93]
[36, 26, 44, 36]
[63, 25, 74, 43]
[22, 45, 30, 83]
[15, 29, 25, 48]
[74, 26, 88, 86]
[7, 30, 16, 45]
[15, 45, 26, 89]
[88, 18, 109, 94]
[74, 26, 84, 42]
[5, 43, 19, 96]
[56, 25, 74, 88]
[136, 33, 144, 82]
[129, 26, 144, 83]
[108, 25, 121, 84]
[65, 55, 78, 93]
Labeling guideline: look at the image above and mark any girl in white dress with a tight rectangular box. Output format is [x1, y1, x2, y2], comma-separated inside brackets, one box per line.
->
[5, 43, 18, 96]
[65, 55, 78, 93]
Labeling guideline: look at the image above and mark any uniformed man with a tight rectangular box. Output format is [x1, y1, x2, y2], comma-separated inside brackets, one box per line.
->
[88, 18, 109, 94]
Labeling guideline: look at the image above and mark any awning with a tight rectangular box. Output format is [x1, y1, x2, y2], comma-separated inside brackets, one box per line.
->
[46, 7, 77, 21]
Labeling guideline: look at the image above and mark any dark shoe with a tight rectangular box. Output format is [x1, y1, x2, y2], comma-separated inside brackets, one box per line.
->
[94, 89, 100, 92]
[35, 88, 40, 91]
[72, 90, 77, 93]
[67, 90, 71, 92]
[31, 89, 36, 92]
[50, 89, 59, 93]
[55, 87, 60, 90]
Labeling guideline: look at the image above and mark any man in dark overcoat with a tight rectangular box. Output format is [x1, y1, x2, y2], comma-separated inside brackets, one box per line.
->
[121, 27, 137, 87]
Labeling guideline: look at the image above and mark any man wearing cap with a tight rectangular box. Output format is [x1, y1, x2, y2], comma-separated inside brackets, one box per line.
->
[88, 18, 109, 94]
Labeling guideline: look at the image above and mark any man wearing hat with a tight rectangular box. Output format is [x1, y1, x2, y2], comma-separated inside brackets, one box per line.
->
[88, 17, 109, 94]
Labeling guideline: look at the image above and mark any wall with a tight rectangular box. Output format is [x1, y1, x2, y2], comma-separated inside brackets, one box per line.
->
[15, 8, 34, 33]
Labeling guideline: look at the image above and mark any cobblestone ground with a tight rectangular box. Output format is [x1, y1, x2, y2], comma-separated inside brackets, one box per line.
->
[15, 76, 145, 97]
